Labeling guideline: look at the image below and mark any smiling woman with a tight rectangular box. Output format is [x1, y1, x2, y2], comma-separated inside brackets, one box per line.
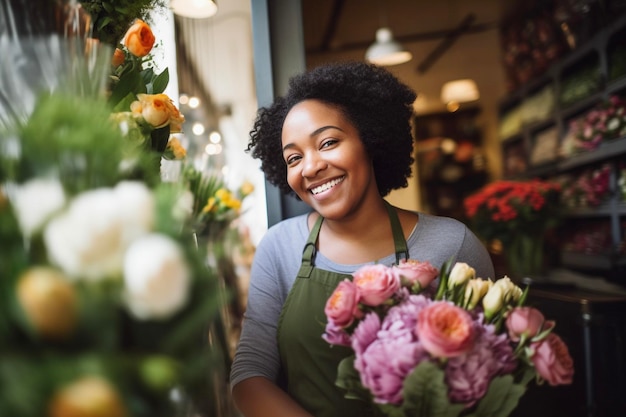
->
[230, 61, 495, 417]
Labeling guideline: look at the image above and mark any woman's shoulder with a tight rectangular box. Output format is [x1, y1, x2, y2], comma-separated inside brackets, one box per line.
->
[257, 212, 311, 248]
[416, 212, 468, 232]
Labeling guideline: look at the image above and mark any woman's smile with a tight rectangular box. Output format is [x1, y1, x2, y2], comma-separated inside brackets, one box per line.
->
[310, 176, 345, 195]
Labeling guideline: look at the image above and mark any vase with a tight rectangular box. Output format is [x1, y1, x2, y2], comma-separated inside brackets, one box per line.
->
[504, 232, 545, 282]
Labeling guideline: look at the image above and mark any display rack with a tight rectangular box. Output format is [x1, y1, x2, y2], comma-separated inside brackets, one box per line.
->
[498, 13, 626, 285]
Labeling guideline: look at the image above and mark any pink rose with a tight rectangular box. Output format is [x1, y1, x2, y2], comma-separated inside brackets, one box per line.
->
[392, 259, 438, 290]
[324, 279, 361, 328]
[506, 307, 554, 342]
[530, 333, 574, 386]
[416, 302, 475, 358]
[352, 264, 400, 307]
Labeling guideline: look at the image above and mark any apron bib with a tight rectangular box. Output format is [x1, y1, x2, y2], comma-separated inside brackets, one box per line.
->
[277, 203, 408, 417]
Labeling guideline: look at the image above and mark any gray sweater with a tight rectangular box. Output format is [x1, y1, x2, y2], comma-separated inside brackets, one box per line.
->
[230, 211, 495, 388]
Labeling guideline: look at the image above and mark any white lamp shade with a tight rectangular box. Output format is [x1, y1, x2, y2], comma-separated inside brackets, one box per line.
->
[365, 28, 412, 66]
[441, 79, 480, 104]
[170, 0, 217, 19]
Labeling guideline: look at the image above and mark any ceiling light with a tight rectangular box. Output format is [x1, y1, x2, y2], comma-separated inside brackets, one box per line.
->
[170, 0, 217, 19]
[441, 79, 480, 111]
[365, 27, 412, 66]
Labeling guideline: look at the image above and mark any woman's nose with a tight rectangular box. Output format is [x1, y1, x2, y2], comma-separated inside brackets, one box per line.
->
[301, 154, 327, 177]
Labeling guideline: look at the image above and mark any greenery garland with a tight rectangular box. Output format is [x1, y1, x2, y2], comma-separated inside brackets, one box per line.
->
[78, 0, 167, 46]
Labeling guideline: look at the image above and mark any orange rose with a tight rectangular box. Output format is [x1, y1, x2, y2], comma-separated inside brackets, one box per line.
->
[112, 48, 125, 67]
[131, 94, 185, 129]
[123, 19, 155, 58]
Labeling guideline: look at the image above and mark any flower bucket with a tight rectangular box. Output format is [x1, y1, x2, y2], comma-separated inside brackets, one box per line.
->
[504, 233, 545, 282]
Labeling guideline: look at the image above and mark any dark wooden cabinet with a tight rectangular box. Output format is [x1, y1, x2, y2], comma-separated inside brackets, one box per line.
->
[511, 287, 626, 417]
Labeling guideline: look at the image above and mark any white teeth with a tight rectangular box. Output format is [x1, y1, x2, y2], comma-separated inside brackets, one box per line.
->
[311, 177, 345, 195]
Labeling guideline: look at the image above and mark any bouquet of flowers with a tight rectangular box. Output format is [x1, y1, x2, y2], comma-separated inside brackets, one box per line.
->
[323, 260, 574, 417]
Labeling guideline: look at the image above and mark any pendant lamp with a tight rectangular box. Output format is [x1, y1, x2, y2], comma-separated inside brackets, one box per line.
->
[170, 0, 218, 19]
[441, 79, 479, 111]
[365, 27, 412, 66]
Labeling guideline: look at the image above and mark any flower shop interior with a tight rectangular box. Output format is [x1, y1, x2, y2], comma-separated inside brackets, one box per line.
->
[1, 0, 626, 417]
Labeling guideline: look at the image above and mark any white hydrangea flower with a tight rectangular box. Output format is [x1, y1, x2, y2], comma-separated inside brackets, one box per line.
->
[10, 178, 66, 237]
[43, 181, 154, 281]
[123, 233, 191, 320]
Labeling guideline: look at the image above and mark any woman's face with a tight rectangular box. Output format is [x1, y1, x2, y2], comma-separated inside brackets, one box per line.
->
[281, 99, 379, 220]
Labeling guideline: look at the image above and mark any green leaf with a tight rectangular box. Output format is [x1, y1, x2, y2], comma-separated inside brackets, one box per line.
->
[112, 92, 136, 113]
[102, 2, 114, 13]
[151, 68, 170, 94]
[109, 70, 144, 109]
[335, 356, 371, 401]
[97, 16, 112, 31]
[400, 361, 465, 417]
[465, 374, 527, 417]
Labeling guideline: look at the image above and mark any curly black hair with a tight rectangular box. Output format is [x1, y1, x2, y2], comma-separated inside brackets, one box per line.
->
[246, 61, 417, 197]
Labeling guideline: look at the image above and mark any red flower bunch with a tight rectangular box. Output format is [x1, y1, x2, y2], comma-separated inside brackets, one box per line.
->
[463, 179, 561, 244]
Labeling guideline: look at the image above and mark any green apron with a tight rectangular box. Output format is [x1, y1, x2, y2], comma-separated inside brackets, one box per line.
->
[277, 203, 409, 417]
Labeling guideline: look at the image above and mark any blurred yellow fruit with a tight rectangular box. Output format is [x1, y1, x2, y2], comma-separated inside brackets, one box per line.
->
[16, 267, 77, 339]
[48, 376, 128, 417]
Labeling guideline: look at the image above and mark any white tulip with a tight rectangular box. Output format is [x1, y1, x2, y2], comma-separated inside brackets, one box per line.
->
[123, 233, 191, 320]
[464, 278, 493, 309]
[447, 262, 476, 288]
[10, 178, 65, 237]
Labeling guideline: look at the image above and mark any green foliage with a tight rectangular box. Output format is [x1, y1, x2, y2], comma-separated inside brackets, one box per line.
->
[465, 375, 526, 417]
[79, 0, 168, 46]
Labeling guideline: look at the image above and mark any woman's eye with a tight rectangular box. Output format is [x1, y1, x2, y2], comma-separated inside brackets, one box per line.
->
[286, 155, 301, 165]
[321, 139, 338, 149]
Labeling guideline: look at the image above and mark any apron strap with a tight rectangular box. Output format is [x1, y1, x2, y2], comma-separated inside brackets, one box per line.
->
[297, 203, 408, 278]
[296, 214, 323, 279]
[385, 201, 409, 264]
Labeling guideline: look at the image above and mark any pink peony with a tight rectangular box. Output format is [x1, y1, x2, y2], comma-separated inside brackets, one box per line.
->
[324, 279, 362, 328]
[530, 333, 574, 386]
[416, 302, 475, 358]
[354, 296, 430, 405]
[392, 259, 439, 290]
[506, 306, 554, 342]
[351, 312, 381, 355]
[446, 321, 517, 407]
[322, 321, 351, 346]
[352, 264, 400, 307]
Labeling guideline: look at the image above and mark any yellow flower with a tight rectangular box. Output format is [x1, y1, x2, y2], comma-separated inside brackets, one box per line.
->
[239, 181, 255, 197]
[49, 376, 128, 417]
[131, 94, 185, 130]
[165, 137, 186, 160]
[16, 267, 77, 340]
[202, 197, 217, 214]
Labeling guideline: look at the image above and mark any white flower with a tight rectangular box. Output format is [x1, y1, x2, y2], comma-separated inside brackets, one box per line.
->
[447, 262, 475, 288]
[464, 278, 493, 309]
[43, 181, 154, 281]
[173, 189, 194, 222]
[123, 233, 191, 320]
[10, 178, 66, 237]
